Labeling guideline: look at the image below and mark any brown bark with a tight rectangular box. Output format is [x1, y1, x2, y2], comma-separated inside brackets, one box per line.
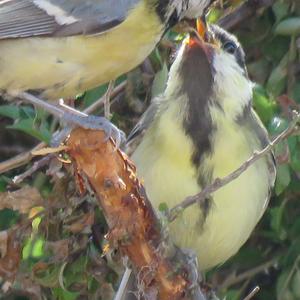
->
[66, 128, 193, 300]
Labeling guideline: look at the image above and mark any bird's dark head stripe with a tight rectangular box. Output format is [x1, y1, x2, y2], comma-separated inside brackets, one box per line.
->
[179, 41, 215, 168]
[210, 25, 247, 74]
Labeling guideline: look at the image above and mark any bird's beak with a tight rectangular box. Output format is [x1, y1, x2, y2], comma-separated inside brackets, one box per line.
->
[184, 18, 212, 57]
[184, 18, 219, 59]
[196, 18, 206, 40]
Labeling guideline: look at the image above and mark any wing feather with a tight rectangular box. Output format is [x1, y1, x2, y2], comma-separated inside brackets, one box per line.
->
[0, 0, 139, 39]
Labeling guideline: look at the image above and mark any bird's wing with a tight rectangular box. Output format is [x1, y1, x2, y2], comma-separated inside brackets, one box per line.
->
[125, 98, 162, 155]
[246, 108, 277, 185]
[0, 0, 139, 39]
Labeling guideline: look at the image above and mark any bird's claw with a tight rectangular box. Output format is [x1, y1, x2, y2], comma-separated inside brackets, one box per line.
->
[63, 113, 126, 148]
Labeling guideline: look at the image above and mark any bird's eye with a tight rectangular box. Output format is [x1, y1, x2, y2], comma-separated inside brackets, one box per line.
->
[223, 41, 237, 54]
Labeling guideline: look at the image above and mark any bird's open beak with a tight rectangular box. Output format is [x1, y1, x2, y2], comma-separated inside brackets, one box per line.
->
[185, 18, 208, 47]
[196, 18, 206, 40]
[186, 18, 218, 52]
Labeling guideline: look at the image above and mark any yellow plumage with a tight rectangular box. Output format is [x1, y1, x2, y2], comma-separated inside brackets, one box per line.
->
[132, 102, 272, 270]
[131, 35, 276, 270]
[0, 2, 163, 99]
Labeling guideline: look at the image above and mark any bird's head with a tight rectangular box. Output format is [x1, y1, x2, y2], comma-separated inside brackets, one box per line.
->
[161, 0, 215, 27]
[166, 20, 252, 121]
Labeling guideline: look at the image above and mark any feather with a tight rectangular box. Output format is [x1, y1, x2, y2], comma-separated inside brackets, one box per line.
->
[0, 0, 139, 38]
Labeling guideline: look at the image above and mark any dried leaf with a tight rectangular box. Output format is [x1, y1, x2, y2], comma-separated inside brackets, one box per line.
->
[31, 145, 69, 156]
[0, 186, 42, 214]
[65, 211, 94, 234]
[45, 239, 69, 261]
[0, 228, 24, 281]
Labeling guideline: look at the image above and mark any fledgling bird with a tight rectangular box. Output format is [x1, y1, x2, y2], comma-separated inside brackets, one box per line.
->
[128, 24, 276, 270]
[0, 0, 214, 100]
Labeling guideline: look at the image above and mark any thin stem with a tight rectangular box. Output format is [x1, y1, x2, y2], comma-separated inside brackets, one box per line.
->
[168, 111, 300, 222]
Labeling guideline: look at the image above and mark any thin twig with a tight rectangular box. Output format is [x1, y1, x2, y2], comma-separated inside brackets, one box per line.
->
[168, 111, 300, 222]
[219, 258, 277, 290]
[0, 81, 127, 175]
[218, 0, 275, 30]
[114, 267, 132, 300]
[278, 255, 300, 299]
[0, 142, 46, 175]
[243, 286, 260, 300]
[85, 81, 127, 115]
[104, 80, 115, 119]
[12, 155, 54, 184]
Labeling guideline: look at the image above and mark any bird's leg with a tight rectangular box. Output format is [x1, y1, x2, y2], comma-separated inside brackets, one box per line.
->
[180, 248, 207, 300]
[17, 92, 125, 147]
[104, 80, 115, 119]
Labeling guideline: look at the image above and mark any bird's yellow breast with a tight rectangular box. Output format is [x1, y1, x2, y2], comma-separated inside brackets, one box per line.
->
[132, 102, 272, 270]
[0, 2, 163, 99]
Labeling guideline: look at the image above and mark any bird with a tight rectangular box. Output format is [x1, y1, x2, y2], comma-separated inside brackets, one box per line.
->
[0, 0, 215, 142]
[128, 23, 277, 270]
[0, 0, 214, 100]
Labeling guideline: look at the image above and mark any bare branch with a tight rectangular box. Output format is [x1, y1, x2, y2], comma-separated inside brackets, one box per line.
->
[168, 111, 300, 222]
[243, 286, 260, 300]
[219, 258, 277, 289]
[218, 0, 275, 30]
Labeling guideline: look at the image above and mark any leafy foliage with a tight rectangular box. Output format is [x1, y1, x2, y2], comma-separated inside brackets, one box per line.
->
[0, 0, 299, 299]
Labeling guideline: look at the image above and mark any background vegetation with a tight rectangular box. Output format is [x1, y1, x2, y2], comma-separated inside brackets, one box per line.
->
[0, 0, 299, 299]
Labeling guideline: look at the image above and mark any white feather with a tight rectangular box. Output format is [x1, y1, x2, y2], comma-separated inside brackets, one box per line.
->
[212, 50, 253, 119]
[33, 0, 78, 25]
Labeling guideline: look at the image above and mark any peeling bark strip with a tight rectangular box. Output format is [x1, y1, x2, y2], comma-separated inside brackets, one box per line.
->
[66, 128, 190, 300]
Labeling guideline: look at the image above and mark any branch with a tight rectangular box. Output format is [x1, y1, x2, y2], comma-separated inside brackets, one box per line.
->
[218, 258, 277, 290]
[243, 286, 260, 300]
[168, 111, 300, 222]
[66, 128, 207, 300]
[218, 0, 275, 30]
[0, 81, 127, 175]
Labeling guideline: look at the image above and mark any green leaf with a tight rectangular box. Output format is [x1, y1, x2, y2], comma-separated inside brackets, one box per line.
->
[0, 105, 34, 120]
[290, 147, 300, 172]
[270, 206, 287, 240]
[252, 85, 277, 124]
[82, 84, 109, 108]
[292, 269, 300, 298]
[53, 288, 79, 300]
[158, 202, 169, 213]
[266, 52, 289, 96]
[207, 8, 222, 23]
[0, 105, 21, 119]
[272, 2, 290, 23]
[7, 118, 51, 143]
[223, 289, 240, 300]
[283, 238, 300, 266]
[262, 36, 290, 65]
[275, 18, 300, 36]
[33, 264, 61, 288]
[151, 63, 168, 97]
[275, 164, 291, 195]
[292, 82, 300, 103]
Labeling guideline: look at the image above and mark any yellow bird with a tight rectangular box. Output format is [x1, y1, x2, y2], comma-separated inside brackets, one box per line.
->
[0, 0, 214, 100]
[128, 24, 276, 270]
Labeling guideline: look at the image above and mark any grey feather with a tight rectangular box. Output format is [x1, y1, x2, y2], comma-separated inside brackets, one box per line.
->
[237, 105, 277, 186]
[0, 0, 139, 38]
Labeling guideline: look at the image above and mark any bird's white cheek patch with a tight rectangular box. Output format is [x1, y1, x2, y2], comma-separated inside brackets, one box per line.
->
[212, 52, 253, 119]
[33, 0, 78, 25]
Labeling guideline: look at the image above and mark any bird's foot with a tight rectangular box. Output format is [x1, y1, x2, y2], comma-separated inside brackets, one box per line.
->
[16, 92, 125, 147]
[60, 113, 126, 147]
